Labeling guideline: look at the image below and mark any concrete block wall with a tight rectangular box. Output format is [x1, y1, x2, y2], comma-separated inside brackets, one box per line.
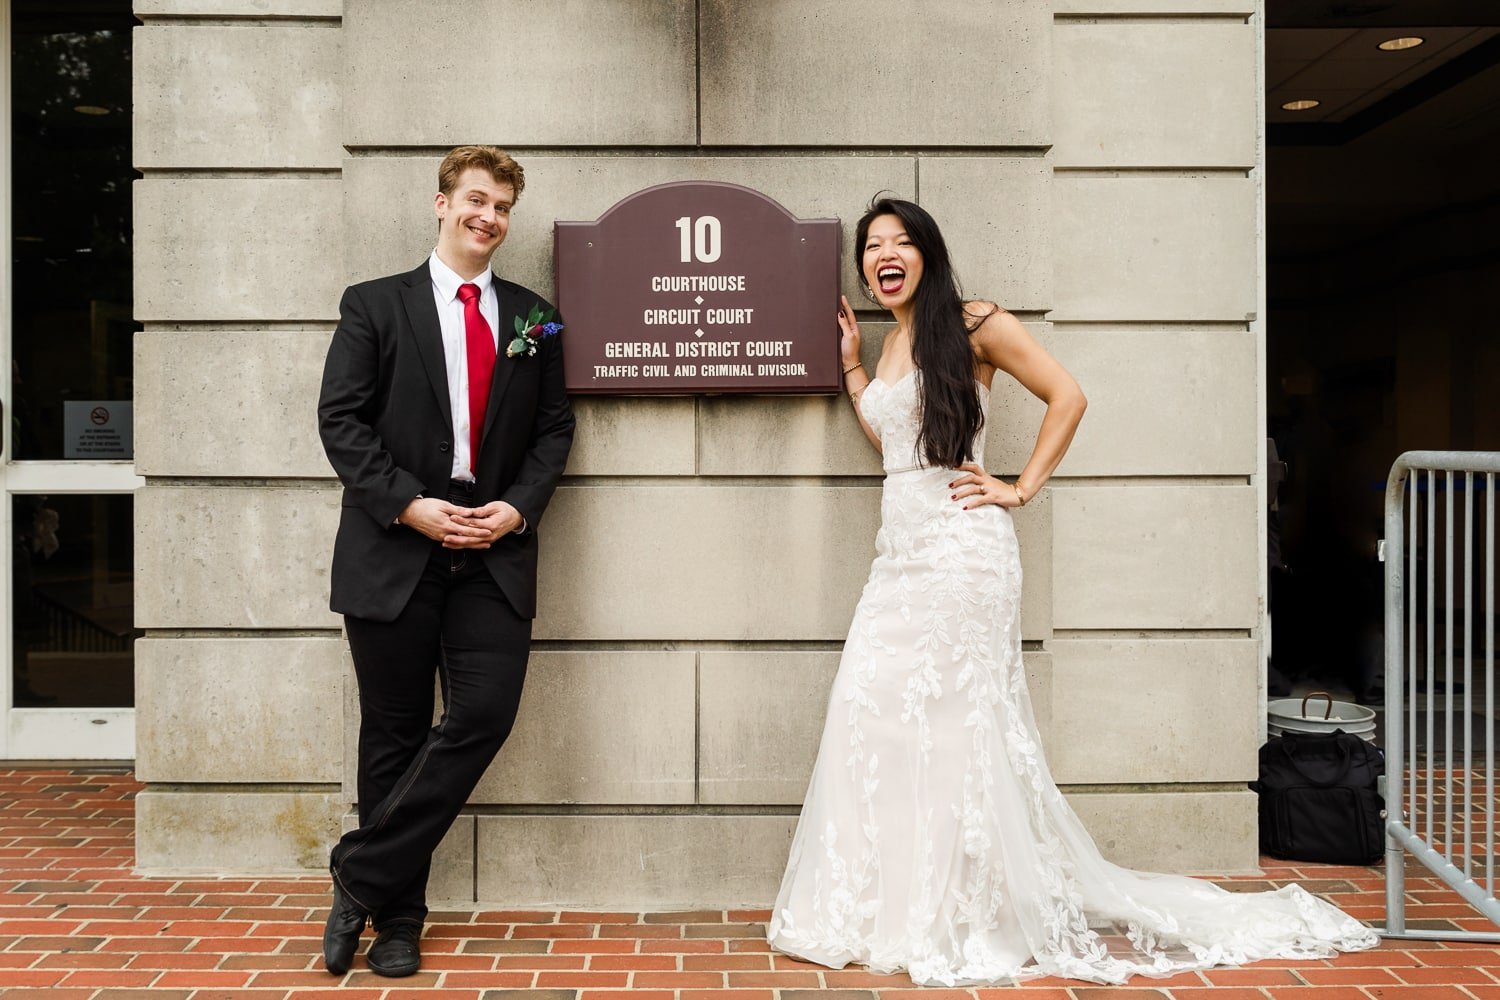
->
[132, 0, 348, 873]
[132, 0, 1266, 899]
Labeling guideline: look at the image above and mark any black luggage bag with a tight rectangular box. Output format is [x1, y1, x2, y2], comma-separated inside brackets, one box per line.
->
[1251, 729, 1385, 866]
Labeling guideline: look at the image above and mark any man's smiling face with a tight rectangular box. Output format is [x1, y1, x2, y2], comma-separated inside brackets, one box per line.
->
[434, 167, 514, 272]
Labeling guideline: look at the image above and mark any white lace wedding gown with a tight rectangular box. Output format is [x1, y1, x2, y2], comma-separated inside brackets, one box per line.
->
[766, 371, 1378, 986]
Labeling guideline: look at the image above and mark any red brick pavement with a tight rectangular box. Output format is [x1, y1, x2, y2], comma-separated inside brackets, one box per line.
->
[2, 767, 1500, 998]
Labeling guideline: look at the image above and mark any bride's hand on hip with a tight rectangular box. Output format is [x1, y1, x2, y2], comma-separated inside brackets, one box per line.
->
[950, 462, 1022, 510]
[837, 295, 861, 368]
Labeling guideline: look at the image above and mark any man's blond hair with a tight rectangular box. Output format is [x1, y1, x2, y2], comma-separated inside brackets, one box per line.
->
[437, 145, 525, 200]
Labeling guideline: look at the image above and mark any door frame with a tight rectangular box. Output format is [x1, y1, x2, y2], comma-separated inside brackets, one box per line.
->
[0, 2, 142, 760]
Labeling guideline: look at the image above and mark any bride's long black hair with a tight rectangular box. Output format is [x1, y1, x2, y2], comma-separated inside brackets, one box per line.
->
[854, 197, 987, 469]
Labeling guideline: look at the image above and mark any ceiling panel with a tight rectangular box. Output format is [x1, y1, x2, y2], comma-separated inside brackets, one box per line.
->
[1326, 87, 1399, 120]
[1269, 25, 1500, 127]
[1266, 28, 1357, 61]
[1349, 61, 1500, 146]
[1280, 28, 1479, 91]
[1267, 59, 1312, 89]
[1267, 3, 1500, 257]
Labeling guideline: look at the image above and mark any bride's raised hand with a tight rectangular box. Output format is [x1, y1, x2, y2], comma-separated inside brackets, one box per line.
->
[950, 461, 1022, 510]
[837, 294, 861, 369]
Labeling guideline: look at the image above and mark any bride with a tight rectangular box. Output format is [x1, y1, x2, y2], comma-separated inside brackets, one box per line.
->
[766, 197, 1378, 986]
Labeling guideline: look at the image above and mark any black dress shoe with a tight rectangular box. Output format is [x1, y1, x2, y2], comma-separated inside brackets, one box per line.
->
[367, 922, 422, 977]
[322, 881, 368, 975]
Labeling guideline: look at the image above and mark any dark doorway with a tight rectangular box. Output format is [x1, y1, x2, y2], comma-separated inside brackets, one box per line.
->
[8, 0, 138, 712]
[1266, 1, 1500, 704]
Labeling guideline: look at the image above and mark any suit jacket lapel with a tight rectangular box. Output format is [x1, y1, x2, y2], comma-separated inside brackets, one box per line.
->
[482, 275, 520, 442]
[399, 262, 454, 433]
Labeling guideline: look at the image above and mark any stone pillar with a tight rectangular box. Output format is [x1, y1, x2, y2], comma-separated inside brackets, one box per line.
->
[132, 0, 347, 869]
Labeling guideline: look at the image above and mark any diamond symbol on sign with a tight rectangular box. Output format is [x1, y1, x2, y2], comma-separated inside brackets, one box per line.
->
[694, 295, 704, 305]
[694, 328, 705, 338]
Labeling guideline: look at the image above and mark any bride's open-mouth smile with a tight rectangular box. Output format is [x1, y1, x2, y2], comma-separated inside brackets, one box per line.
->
[877, 265, 906, 297]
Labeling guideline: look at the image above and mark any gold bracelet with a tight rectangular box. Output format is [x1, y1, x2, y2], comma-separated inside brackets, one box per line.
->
[843, 362, 862, 375]
[1013, 481, 1027, 506]
[849, 387, 864, 402]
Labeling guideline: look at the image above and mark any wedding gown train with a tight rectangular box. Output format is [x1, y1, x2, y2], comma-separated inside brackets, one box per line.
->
[766, 371, 1378, 986]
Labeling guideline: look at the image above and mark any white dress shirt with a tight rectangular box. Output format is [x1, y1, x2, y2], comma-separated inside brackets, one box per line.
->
[429, 251, 500, 481]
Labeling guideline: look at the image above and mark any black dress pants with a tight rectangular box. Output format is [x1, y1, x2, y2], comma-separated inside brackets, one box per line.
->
[331, 504, 531, 929]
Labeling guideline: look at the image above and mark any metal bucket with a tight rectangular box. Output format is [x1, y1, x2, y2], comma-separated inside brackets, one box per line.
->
[1268, 690, 1377, 741]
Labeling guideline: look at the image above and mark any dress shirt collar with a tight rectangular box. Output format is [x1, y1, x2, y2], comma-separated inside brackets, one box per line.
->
[428, 250, 495, 304]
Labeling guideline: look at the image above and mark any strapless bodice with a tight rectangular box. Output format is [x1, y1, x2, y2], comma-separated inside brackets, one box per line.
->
[859, 369, 991, 474]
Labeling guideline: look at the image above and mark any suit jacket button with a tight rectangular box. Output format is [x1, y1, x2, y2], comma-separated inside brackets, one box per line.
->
[439, 441, 450, 452]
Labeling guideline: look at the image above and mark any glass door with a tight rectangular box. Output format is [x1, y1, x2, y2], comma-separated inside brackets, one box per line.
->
[1, 1, 140, 759]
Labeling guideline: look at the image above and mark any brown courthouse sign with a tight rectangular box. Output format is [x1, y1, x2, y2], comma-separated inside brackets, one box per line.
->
[554, 181, 841, 394]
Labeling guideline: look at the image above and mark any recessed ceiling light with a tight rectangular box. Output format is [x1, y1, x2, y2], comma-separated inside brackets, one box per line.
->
[1378, 36, 1425, 51]
[73, 104, 111, 116]
[1281, 99, 1321, 111]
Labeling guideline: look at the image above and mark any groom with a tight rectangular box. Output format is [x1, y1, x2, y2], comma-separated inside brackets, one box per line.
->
[316, 145, 574, 977]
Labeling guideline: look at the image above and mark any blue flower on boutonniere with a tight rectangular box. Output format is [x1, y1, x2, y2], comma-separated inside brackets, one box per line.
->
[507, 303, 563, 359]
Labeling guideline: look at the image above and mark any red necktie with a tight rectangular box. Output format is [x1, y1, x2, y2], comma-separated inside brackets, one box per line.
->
[457, 283, 495, 471]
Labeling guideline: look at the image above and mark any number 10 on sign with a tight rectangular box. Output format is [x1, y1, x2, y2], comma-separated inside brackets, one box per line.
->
[675, 215, 722, 263]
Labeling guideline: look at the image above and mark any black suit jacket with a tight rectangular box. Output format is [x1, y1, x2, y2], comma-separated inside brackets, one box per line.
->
[318, 260, 575, 622]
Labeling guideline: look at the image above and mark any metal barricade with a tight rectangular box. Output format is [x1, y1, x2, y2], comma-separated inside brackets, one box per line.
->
[1383, 450, 1500, 941]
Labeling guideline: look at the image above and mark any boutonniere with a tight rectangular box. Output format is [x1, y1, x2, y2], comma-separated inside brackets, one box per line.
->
[507, 303, 563, 359]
